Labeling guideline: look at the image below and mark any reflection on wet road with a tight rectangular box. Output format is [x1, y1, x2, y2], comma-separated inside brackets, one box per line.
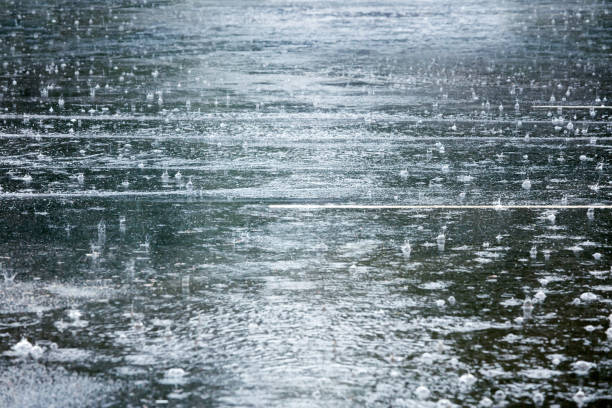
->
[0, 1, 611, 407]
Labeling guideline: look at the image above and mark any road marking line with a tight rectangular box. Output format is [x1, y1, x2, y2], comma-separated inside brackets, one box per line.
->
[269, 204, 612, 210]
[0, 190, 199, 198]
[0, 113, 610, 126]
[531, 105, 612, 109]
[1, 133, 612, 141]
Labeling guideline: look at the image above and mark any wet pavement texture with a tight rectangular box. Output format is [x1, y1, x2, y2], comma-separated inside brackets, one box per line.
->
[0, 1, 611, 407]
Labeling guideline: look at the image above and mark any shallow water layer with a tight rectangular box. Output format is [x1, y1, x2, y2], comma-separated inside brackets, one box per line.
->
[0, 0, 611, 407]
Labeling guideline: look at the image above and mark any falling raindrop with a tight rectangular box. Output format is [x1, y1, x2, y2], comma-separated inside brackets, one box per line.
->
[97, 220, 106, 247]
[401, 240, 411, 258]
[436, 231, 446, 251]
[119, 216, 126, 234]
[522, 297, 534, 318]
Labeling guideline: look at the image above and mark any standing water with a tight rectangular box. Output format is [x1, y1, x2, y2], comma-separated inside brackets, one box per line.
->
[0, 0, 611, 407]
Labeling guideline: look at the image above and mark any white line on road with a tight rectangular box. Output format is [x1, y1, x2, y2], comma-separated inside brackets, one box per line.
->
[531, 105, 612, 109]
[269, 204, 612, 210]
[0, 113, 611, 126]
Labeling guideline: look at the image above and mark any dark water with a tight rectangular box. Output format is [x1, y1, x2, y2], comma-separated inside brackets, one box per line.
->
[0, 1, 611, 407]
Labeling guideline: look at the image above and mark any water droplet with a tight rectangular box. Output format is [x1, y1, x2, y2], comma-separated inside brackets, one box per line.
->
[414, 385, 430, 400]
[522, 179, 531, 190]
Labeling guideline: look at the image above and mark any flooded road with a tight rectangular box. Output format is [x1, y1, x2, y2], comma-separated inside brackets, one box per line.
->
[0, 1, 611, 407]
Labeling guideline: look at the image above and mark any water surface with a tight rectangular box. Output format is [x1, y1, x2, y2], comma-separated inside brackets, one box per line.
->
[0, 1, 611, 407]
